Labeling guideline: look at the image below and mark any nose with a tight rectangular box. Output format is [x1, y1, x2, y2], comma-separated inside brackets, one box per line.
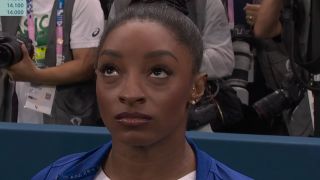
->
[118, 75, 146, 106]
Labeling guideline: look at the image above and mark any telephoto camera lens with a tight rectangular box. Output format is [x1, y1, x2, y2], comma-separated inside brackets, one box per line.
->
[227, 40, 252, 105]
[0, 32, 34, 68]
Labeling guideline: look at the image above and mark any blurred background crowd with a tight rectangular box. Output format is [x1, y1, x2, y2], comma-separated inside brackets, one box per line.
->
[1, 0, 319, 137]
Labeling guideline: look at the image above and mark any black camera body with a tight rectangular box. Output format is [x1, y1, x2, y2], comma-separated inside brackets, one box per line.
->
[0, 32, 34, 68]
[253, 81, 305, 122]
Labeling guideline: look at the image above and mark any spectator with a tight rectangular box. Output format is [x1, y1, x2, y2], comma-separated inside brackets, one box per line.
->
[32, 4, 252, 179]
[243, 0, 313, 136]
[108, 0, 235, 80]
[0, 0, 104, 125]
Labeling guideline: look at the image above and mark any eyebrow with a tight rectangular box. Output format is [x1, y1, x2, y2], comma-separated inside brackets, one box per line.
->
[99, 49, 122, 59]
[144, 50, 178, 61]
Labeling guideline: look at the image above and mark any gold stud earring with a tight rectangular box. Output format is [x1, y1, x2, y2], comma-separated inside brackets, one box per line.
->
[190, 87, 197, 105]
[190, 100, 196, 105]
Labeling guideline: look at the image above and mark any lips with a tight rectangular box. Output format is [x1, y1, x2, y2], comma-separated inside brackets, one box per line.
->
[115, 112, 152, 126]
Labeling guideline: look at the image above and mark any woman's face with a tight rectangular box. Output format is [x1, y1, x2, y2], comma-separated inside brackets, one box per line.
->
[96, 21, 202, 146]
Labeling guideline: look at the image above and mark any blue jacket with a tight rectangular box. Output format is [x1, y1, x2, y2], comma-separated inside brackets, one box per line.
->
[32, 139, 253, 180]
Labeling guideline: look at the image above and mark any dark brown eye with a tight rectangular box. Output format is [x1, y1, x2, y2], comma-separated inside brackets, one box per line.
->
[150, 66, 172, 79]
[100, 64, 119, 77]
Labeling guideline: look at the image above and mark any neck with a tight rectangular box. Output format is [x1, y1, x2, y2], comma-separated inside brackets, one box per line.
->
[103, 137, 196, 180]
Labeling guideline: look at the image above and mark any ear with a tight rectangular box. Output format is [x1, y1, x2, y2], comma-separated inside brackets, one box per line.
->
[191, 73, 207, 103]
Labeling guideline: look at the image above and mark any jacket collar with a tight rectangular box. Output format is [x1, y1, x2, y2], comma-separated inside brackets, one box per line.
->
[58, 142, 112, 179]
[189, 138, 223, 179]
[58, 138, 219, 179]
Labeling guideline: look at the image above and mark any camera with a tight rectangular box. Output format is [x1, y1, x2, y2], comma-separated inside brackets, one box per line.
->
[252, 78, 305, 122]
[0, 32, 34, 68]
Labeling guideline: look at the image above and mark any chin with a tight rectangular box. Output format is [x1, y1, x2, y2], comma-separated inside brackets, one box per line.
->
[116, 131, 160, 147]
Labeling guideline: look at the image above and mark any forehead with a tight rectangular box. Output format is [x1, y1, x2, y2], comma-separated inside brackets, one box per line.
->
[100, 20, 193, 70]
[102, 20, 192, 56]
[104, 20, 177, 46]
[101, 20, 192, 57]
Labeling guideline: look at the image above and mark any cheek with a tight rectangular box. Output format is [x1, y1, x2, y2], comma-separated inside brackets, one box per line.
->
[151, 81, 191, 120]
[149, 70, 193, 120]
[96, 79, 114, 121]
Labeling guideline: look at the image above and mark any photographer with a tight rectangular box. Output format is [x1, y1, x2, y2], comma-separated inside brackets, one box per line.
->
[243, 0, 314, 136]
[0, 0, 104, 125]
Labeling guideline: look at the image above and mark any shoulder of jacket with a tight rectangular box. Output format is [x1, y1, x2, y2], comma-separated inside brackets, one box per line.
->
[210, 158, 254, 180]
[51, 152, 86, 167]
